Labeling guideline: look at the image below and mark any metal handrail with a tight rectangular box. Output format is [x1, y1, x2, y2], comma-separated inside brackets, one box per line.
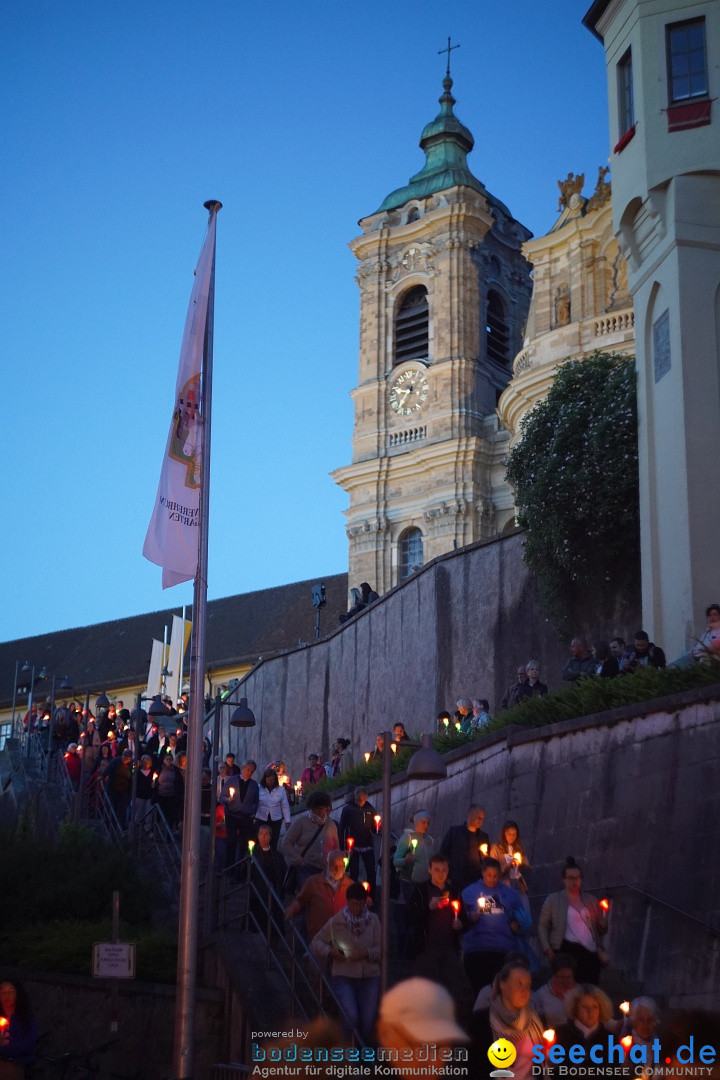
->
[215, 854, 366, 1047]
[527, 880, 720, 937]
[83, 773, 125, 845]
[136, 803, 182, 891]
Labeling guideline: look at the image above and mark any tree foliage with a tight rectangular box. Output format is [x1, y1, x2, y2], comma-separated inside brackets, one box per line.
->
[505, 351, 640, 637]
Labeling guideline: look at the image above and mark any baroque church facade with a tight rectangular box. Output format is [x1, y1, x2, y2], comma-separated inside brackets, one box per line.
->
[332, 74, 532, 593]
[333, 70, 635, 594]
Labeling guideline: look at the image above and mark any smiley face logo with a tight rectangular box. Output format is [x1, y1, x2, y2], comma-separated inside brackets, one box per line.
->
[488, 1038, 517, 1071]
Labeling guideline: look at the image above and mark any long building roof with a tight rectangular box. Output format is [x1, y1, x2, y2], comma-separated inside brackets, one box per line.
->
[0, 573, 348, 706]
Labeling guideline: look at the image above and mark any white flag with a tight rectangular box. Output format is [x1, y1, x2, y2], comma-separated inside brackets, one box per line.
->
[143, 214, 217, 588]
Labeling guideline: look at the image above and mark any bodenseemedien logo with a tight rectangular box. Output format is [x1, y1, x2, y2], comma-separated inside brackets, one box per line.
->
[488, 1037, 517, 1077]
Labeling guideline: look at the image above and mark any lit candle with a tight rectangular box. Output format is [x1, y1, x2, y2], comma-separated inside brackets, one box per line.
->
[410, 838, 418, 850]
[477, 896, 487, 910]
[364, 752, 371, 762]
[346, 837, 355, 851]
[621, 1035, 633, 1055]
[152, 772, 158, 782]
[451, 900, 460, 915]
[390, 742, 397, 754]
[343, 856, 349, 867]
[454, 721, 461, 731]
[248, 840, 255, 853]
[0, 1018, 8, 1030]
[599, 898, 610, 912]
[442, 717, 449, 728]
[373, 814, 381, 831]
[513, 852, 523, 865]
[479, 843, 488, 856]
[228, 787, 235, 798]
[361, 881, 371, 892]
[619, 1001, 630, 1016]
[543, 1029, 556, 1046]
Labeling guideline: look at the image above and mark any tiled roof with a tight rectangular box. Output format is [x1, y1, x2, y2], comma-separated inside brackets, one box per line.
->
[0, 573, 348, 705]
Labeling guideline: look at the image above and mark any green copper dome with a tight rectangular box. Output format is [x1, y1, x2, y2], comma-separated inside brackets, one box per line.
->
[377, 75, 488, 213]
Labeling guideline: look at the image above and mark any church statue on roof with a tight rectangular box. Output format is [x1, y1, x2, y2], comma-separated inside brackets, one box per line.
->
[332, 48, 533, 594]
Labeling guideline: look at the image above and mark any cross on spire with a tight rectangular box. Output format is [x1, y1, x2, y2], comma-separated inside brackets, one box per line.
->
[438, 36, 460, 77]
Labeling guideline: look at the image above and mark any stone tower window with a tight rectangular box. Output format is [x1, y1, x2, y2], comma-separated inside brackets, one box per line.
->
[398, 527, 423, 582]
[394, 286, 429, 365]
[486, 290, 511, 365]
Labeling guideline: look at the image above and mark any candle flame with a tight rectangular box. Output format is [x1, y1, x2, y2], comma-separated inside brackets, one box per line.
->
[374, 814, 381, 827]
[364, 752, 371, 762]
[410, 838, 418, 849]
[621, 1035, 633, 1050]
[543, 1029, 556, 1044]
[600, 898, 610, 911]
[442, 717, 449, 727]
[477, 896, 487, 909]
[451, 900, 460, 914]
[228, 787, 235, 798]
[619, 1001, 630, 1014]
[361, 881, 370, 891]
[346, 837, 355, 850]
[513, 852, 523, 864]
[390, 742, 397, 754]
[480, 843, 488, 855]
[248, 840, 255, 852]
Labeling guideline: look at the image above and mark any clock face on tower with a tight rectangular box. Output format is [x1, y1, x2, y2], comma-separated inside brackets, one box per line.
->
[388, 366, 429, 416]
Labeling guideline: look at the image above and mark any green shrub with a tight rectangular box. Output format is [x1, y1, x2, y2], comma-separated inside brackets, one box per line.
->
[505, 352, 640, 637]
[485, 659, 720, 733]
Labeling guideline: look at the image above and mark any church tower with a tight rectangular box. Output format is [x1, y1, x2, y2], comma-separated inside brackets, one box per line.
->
[332, 70, 532, 593]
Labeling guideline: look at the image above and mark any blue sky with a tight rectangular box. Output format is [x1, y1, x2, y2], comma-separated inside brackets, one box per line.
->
[2, 1, 609, 642]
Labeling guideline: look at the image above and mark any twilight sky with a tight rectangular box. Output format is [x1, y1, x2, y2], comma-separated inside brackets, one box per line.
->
[2, 0, 610, 642]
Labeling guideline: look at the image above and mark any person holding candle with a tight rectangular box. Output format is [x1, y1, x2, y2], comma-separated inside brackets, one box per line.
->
[285, 849, 353, 942]
[339, 787, 378, 899]
[490, 820, 529, 896]
[406, 854, 473, 1018]
[439, 805, 489, 890]
[0, 978, 37, 1080]
[393, 811, 436, 960]
[219, 760, 259, 867]
[460, 857, 531, 994]
[311, 882, 381, 1044]
[538, 857, 608, 985]
[254, 766, 291, 848]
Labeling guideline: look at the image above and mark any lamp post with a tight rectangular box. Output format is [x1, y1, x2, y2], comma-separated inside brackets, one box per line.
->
[379, 731, 446, 994]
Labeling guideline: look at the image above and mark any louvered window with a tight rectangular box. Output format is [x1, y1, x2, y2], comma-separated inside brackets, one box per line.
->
[486, 290, 510, 365]
[394, 287, 429, 365]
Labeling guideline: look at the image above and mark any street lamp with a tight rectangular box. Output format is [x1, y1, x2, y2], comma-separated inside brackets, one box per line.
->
[379, 730, 446, 993]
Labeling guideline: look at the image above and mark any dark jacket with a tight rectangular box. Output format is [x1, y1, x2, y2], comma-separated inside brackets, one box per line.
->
[562, 655, 596, 681]
[339, 798, 377, 848]
[440, 824, 489, 890]
[623, 643, 666, 670]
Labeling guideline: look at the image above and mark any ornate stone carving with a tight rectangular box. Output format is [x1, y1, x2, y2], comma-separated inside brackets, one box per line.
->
[586, 165, 611, 211]
[389, 243, 436, 281]
[514, 351, 531, 374]
[557, 172, 585, 212]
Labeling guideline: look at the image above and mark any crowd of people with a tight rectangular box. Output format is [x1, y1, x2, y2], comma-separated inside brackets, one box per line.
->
[230, 784, 718, 1078]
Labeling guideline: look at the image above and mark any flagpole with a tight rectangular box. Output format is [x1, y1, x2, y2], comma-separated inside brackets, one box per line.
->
[173, 199, 222, 1080]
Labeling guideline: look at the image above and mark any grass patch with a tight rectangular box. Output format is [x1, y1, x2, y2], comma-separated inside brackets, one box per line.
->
[2, 818, 178, 982]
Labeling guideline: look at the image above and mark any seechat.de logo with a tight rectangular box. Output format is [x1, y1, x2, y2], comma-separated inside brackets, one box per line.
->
[488, 1037, 517, 1077]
